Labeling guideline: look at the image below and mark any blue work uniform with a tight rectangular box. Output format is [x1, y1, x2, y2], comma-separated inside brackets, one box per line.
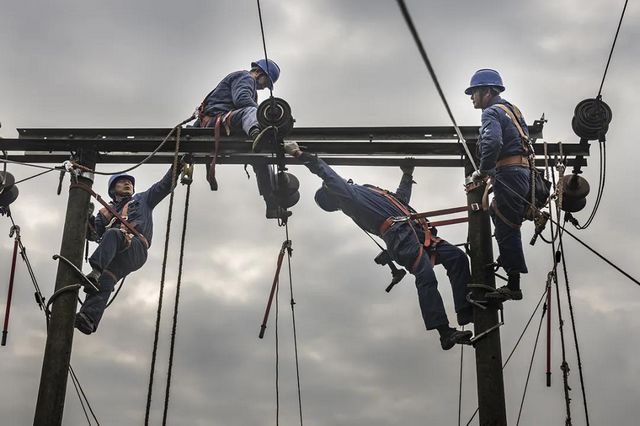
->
[299, 153, 472, 330]
[193, 70, 260, 135]
[192, 70, 275, 206]
[79, 166, 178, 331]
[477, 96, 530, 275]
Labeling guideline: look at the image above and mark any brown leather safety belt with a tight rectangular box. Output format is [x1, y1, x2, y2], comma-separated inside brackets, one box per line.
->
[71, 182, 149, 249]
[368, 186, 440, 271]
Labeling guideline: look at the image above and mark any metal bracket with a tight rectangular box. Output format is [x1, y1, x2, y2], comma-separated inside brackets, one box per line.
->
[470, 310, 505, 345]
[52, 254, 99, 292]
[466, 283, 506, 345]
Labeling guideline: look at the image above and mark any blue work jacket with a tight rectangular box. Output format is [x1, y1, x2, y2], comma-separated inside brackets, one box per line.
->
[95, 166, 177, 247]
[299, 153, 416, 236]
[200, 70, 258, 117]
[477, 96, 529, 175]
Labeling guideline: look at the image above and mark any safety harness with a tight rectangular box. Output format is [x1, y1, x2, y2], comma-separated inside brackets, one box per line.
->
[71, 182, 149, 250]
[198, 108, 234, 192]
[366, 186, 443, 272]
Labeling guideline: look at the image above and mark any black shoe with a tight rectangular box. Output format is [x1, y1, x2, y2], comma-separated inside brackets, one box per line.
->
[266, 206, 293, 220]
[457, 307, 474, 327]
[440, 329, 473, 351]
[485, 285, 523, 301]
[252, 126, 276, 153]
[75, 312, 95, 335]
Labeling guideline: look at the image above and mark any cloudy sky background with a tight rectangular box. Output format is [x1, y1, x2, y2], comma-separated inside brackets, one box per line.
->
[1, 0, 639, 424]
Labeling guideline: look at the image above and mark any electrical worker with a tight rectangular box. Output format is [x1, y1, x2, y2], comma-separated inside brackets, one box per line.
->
[466, 69, 530, 301]
[283, 142, 473, 350]
[192, 59, 289, 219]
[75, 163, 183, 334]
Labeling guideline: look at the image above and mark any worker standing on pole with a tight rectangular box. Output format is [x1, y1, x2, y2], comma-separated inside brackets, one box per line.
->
[466, 69, 530, 301]
[192, 59, 290, 219]
[75, 163, 183, 334]
[283, 142, 473, 350]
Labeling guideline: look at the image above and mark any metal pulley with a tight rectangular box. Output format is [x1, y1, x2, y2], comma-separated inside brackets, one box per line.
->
[558, 174, 590, 213]
[0, 172, 19, 208]
[275, 172, 300, 209]
[257, 97, 295, 136]
[571, 98, 612, 141]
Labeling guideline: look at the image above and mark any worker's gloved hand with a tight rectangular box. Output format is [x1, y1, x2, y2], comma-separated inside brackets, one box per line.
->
[471, 170, 488, 182]
[284, 141, 302, 157]
[180, 154, 194, 167]
[400, 164, 415, 176]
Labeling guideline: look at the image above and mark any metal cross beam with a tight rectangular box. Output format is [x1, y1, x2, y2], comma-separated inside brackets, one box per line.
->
[2, 123, 590, 167]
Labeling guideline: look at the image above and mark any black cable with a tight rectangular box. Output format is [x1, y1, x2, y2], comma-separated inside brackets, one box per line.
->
[105, 277, 126, 309]
[68, 367, 92, 425]
[597, 0, 629, 97]
[256, 0, 275, 99]
[464, 287, 548, 426]
[145, 128, 182, 425]
[395, 0, 477, 170]
[574, 141, 606, 230]
[515, 298, 547, 425]
[162, 178, 192, 426]
[69, 365, 101, 426]
[13, 168, 56, 185]
[285, 223, 304, 426]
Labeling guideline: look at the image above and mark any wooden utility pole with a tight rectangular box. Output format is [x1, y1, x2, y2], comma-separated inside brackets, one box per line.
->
[33, 148, 96, 426]
[466, 168, 507, 426]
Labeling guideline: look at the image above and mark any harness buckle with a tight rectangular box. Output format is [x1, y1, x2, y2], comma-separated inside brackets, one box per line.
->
[469, 202, 481, 212]
[390, 216, 410, 224]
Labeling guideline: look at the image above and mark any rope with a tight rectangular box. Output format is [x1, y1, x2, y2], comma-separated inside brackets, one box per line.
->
[285, 223, 304, 425]
[597, 0, 629, 98]
[69, 365, 101, 426]
[558, 222, 591, 423]
[394, 0, 477, 171]
[256, 0, 276, 100]
[105, 277, 126, 309]
[515, 297, 547, 425]
[162, 173, 192, 426]
[68, 367, 93, 425]
[547, 192, 573, 425]
[144, 126, 182, 425]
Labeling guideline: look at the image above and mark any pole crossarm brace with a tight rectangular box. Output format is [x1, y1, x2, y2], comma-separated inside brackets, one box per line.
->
[3, 123, 590, 167]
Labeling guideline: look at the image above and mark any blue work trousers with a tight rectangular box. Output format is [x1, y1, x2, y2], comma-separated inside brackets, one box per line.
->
[80, 228, 148, 329]
[193, 106, 258, 135]
[382, 223, 471, 330]
[491, 166, 530, 274]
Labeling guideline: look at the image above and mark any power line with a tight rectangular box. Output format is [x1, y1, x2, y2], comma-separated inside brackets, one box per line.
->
[598, 0, 629, 97]
[395, 0, 477, 170]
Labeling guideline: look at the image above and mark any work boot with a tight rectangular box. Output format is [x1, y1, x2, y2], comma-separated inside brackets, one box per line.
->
[75, 312, 95, 335]
[83, 270, 101, 293]
[439, 327, 473, 351]
[457, 307, 474, 327]
[251, 126, 276, 153]
[485, 285, 523, 301]
[266, 206, 292, 220]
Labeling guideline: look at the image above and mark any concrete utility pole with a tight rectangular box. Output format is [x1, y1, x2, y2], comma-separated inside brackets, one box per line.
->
[466, 168, 507, 426]
[33, 148, 96, 426]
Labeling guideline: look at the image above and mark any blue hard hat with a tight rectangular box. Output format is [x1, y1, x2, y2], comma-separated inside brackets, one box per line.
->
[251, 59, 280, 89]
[314, 185, 340, 212]
[465, 69, 505, 95]
[108, 173, 135, 199]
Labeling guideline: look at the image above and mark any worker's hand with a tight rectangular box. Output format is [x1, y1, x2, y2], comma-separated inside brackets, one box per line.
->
[471, 170, 488, 182]
[400, 164, 415, 176]
[284, 141, 302, 157]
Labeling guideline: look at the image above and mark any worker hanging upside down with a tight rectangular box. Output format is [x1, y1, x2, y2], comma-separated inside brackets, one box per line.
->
[284, 142, 473, 350]
[192, 58, 290, 219]
[467, 69, 530, 301]
[75, 163, 183, 334]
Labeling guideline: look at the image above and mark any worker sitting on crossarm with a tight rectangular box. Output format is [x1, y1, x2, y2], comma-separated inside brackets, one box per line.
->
[75, 163, 184, 335]
[284, 141, 473, 350]
[467, 69, 530, 302]
[192, 58, 289, 219]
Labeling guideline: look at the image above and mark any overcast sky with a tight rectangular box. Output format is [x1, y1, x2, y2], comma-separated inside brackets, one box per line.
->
[1, 1, 639, 425]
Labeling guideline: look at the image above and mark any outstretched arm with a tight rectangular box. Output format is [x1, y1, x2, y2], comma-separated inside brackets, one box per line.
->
[143, 165, 181, 209]
[284, 141, 355, 199]
[395, 163, 415, 204]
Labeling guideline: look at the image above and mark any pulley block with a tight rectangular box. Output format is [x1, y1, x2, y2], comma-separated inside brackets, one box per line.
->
[571, 98, 612, 141]
[0, 186, 19, 208]
[257, 97, 295, 136]
[0, 171, 16, 191]
[561, 196, 587, 213]
[559, 174, 590, 199]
